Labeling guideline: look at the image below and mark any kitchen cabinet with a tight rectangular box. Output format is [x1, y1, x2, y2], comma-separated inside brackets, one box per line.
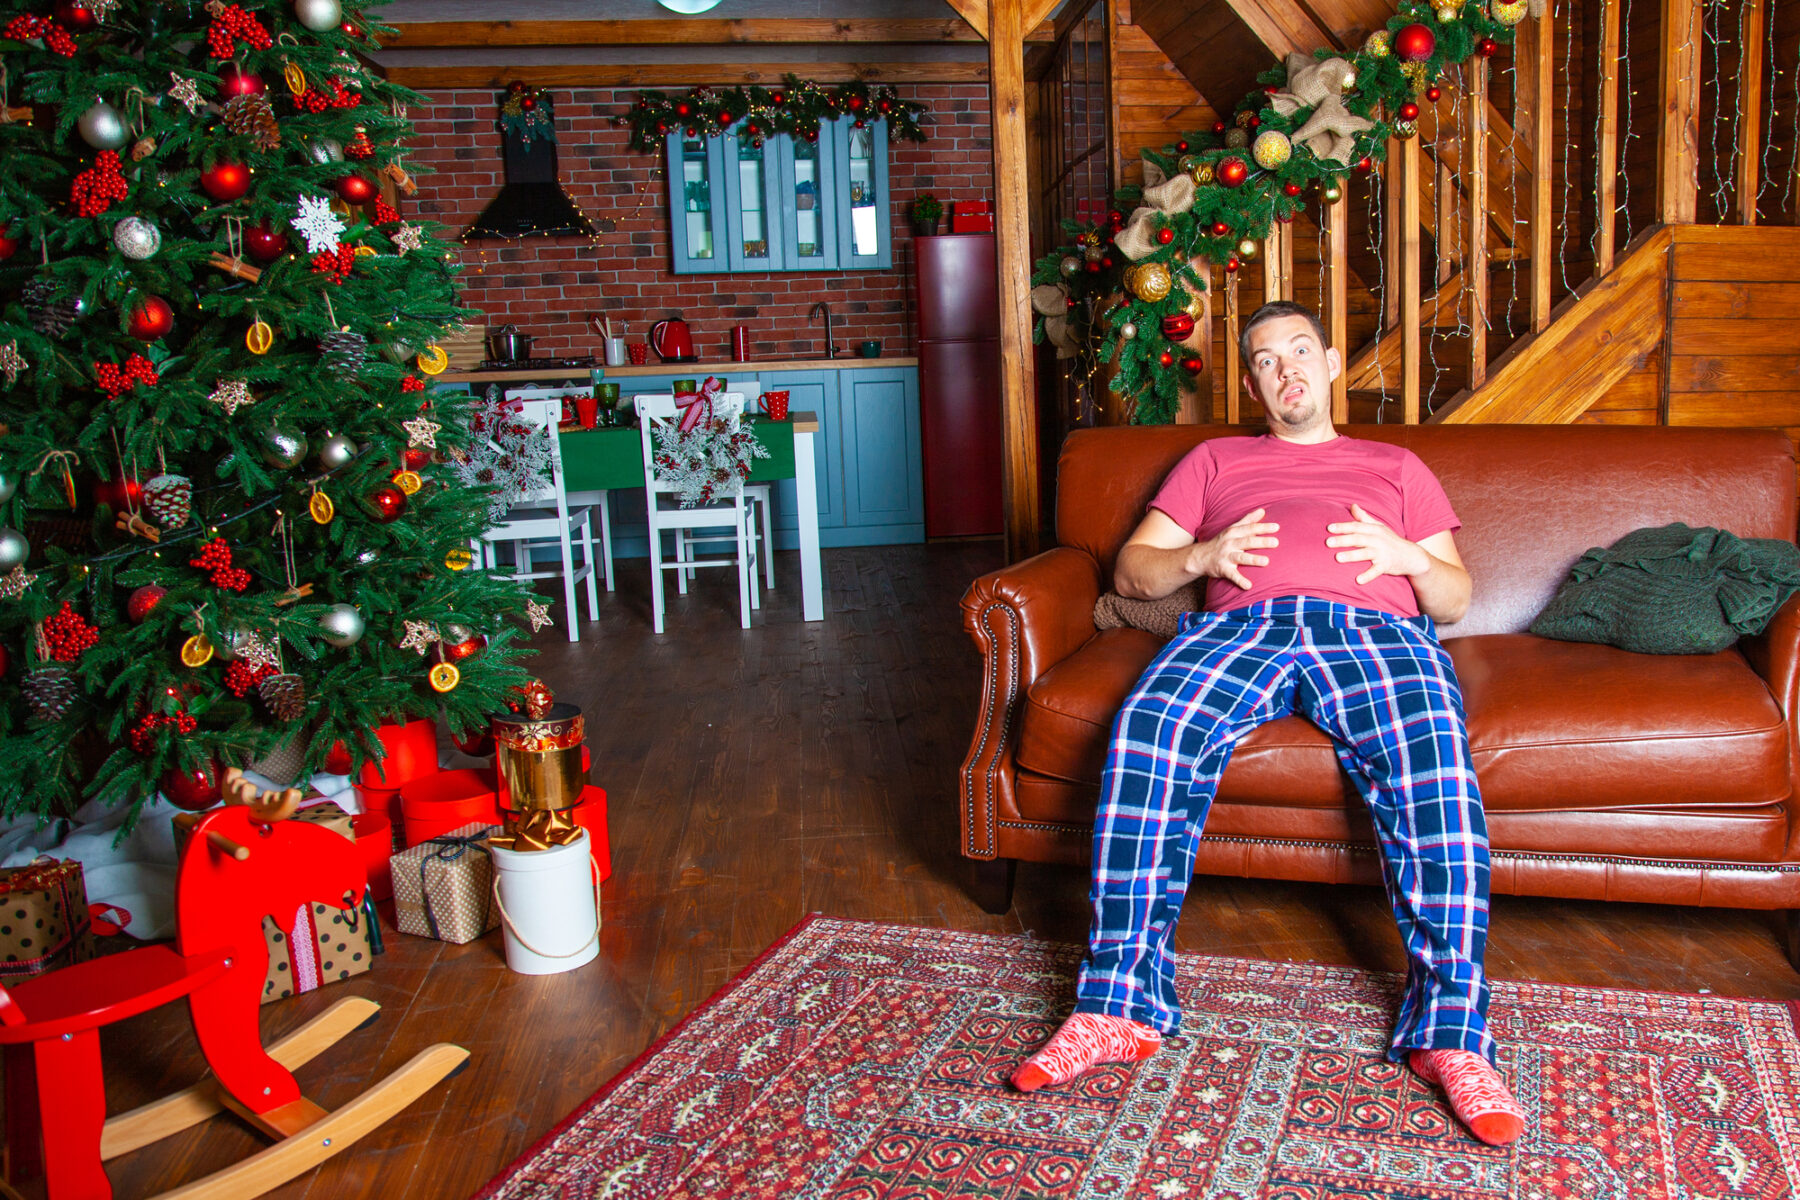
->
[761, 364, 920, 546]
[666, 118, 889, 275]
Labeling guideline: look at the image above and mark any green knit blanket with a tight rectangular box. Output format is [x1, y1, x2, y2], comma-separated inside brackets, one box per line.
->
[1530, 523, 1800, 654]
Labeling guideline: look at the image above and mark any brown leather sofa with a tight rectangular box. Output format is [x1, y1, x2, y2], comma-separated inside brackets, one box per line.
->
[959, 424, 1800, 963]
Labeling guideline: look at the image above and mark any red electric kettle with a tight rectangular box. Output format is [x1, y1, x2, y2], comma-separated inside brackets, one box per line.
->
[650, 318, 698, 363]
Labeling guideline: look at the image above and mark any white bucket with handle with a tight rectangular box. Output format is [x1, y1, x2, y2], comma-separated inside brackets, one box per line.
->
[491, 829, 601, 975]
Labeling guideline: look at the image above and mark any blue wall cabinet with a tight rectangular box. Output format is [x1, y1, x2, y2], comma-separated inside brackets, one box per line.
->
[668, 132, 721, 273]
[834, 118, 891, 271]
[721, 133, 784, 272]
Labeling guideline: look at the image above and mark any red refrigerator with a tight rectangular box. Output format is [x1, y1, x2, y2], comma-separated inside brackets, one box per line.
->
[915, 233, 1003, 538]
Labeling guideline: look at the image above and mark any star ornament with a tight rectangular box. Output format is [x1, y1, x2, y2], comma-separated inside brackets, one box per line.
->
[403, 415, 441, 449]
[209, 379, 253, 416]
[0, 341, 26, 388]
[392, 223, 423, 256]
[525, 598, 551, 632]
[399, 619, 441, 655]
[236, 632, 281, 672]
[167, 72, 203, 115]
[0, 566, 37, 600]
[292, 194, 346, 255]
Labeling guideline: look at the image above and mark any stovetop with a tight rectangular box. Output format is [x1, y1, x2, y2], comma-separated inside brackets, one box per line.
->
[478, 356, 600, 371]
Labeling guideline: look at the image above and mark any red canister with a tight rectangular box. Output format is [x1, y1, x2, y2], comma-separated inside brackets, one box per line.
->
[731, 325, 749, 362]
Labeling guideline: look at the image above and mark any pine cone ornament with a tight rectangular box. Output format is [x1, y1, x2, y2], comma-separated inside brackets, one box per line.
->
[21, 665, 76, 722]
[259, 671, 306, 721]
[320, 329, 367, 379]
[143, 473, 193, 528]
[22, 279, 82, 337]
[222, 94, 281, 150]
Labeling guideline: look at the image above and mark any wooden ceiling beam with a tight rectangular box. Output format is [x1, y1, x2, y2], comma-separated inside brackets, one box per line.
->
[942, 0, 991, 41]
[1025, 0, 1066, 33]
[382, 62, 991, 89]
[382, 18, 1052, 47]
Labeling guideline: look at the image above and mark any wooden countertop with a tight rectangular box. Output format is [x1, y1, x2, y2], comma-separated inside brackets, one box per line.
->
[439, 356, 917, 384]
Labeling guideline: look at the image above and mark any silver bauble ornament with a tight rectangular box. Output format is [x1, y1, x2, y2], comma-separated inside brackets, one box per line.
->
[1120, 322, 1137, 340]
[316, 432, 358, 470]
[378, 339, 414, 365]
[307, 137, 345, 165]
[260, 423, 309, 470]
[0, 469, 16, 505]
[78, 100, 127, 150]
[0, 527, 27, 571]
[1059, 255, 1081, 278]
[352, 547, 379, 568]
[294, 0, 342, 31]
[216, 625, 255, 661]
[443, 623, 474, 645]
[319, 603, 366, 648]
[112, 216, 161, 260]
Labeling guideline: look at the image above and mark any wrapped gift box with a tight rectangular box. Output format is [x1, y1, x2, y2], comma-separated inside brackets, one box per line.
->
[0, 858, 96, 982]
[391, 822, 502, 944]
[263, 896, 379, 1004]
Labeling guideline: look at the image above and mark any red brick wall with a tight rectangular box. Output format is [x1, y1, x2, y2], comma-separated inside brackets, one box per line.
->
[404, 85, 994, 362]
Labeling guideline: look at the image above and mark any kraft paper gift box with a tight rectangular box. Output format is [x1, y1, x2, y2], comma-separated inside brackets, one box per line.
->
[262, 896, 380, 1004]
[390, 822, 502, 944]
[0, 858, 97, 982]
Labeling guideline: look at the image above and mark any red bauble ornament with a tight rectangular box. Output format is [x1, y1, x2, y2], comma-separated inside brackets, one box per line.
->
[1399, 102, 1420, 121]
[0, 223, 16, 261]
[1160, 313, 1196, 340]
[1246, 115, 1260, 129]
[340, 19, 356, 34]
[403, 447, 432, 470]
[1354, 155, 1374, 175]
[244, 222, 288, 261]
[1156, 227, 1175, 245]
[160, 761, 223, 811]
[337, 174, 375, 204]
[323, 740, 354, 775]
[127, 584, 166, 624]
[451, 726, 494, 757]
[1284, 182, 1303, 197]
[1226, 255, 1241, 272]
[521, 96, 537, 111]
[676, 102, 691, 116]
[1109, 209, 1124, 224]
[440, 632, 487, 663]
[1181, 356, 1204, 372]
[1158, 350, 1175, 366]
[1084, 260, 1101, 274]
[216, 63, 265, 98]
[1212, 120, 1226, 134]
[94, 474, 143, 512]
[1100, 255, 1115, 269]
[367, 485, 406, 522]
[1212, 220, 1230, 236]
[199, 160, 250, 202]
[127, 296, 174, 341]
[1477, 36, 1499, 56]
[1216, 157, 1249, 188]
[1394, 22, 1436, 62]
[52, 0, 95, 30]
[1176, 140, 1189, 153]
[1426, 86, 1442, 102]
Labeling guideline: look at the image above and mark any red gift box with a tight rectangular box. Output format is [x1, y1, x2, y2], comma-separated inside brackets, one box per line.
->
[400, 768, 502, 848]
[952, 200, 993, 233]
[353, 811, 395, 902]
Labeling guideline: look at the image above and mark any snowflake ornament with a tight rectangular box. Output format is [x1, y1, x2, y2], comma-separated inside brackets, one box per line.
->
[167, 72, 203, 114]
[292, 194, 345, 254]
[392, 223, 423, 255]
[0, 566, 37, 601]
[209, 378, 253, 416]
[524, 598, 551, 632]
[402, 415, 440, 449]
[0, 341, 25, 387]
[89, 0, 118, 18]
[399, 620, 440, 655]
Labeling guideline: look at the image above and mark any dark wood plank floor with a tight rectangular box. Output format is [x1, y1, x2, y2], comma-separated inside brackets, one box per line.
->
[97, 542, 1800, 1199]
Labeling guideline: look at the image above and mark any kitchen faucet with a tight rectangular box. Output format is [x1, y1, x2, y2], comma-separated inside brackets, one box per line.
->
[809, 301, 838, 359]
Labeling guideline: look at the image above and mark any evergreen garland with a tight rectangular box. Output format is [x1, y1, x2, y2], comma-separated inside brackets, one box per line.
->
[623, 75, 929, 153]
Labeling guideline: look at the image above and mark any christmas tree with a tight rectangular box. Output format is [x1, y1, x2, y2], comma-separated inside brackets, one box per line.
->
[0, 0, 539, 828]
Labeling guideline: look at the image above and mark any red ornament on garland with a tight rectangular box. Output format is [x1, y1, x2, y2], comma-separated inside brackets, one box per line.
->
[1426, 86, 1442, 102]
[216, 63, 264, 98]
[337, 174, 375, 204]
[520, 96, 537, 111]
[1216, 157, 1249, 188]
[1226, 255, 1241, 272]
[367, 485, 406, 523]
[244, 222, 288, 261]
[1156, 227, 1175, 245]
[1399, 102, 1420, 121]
[1354, 155, 1374, 175]
[1181, 356, 1205, 372]
[1160, 313, 1196, 340]
[1212, 220, 1230, 236]
[94, 474, 143, 513]
[1394, 23, 1436, 62]
[199, 160, 250, 202]
[1176, 140, 1189, 153]
[52, 0, 95, 30]
[1084, 260, 1101, 274]
[1476, 36, 1499, 56]
[127, 584, 166, 623]
[160, 761, 223, 810]
[0, 223, 16, 261]
[1284, 182, 1303, 197]
[1212, 120, 1226, 134]
[127, 296, 174, 341]
[1158, 350, 1175, 367]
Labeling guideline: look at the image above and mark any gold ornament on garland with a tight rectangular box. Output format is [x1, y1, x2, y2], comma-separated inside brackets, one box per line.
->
[1125, 261, 1173, 302]
[1191, 161, 1214, 185]
[1491, 0, 1528, 24]
[1252, 130, 1292, 169]
[1183, 291, 1205, 320]
[1365, 29, 1392, 56]
[1401, 62, 1430, 91]
[1225, 128, 1250, 149]
[1237, 238, 1260, 260]
[1234, 110, 1258, 129]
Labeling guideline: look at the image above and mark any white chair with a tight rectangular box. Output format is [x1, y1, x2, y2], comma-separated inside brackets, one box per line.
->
[669, 378, 776, 594]
[636, 393, 759, 633]
[476, 397, 601, 642]
[500, 385, 614, 592]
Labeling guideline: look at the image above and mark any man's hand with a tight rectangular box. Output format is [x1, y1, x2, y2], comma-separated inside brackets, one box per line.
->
[1191, 508, 1280, 591]
[1326, 503, 1431, 584]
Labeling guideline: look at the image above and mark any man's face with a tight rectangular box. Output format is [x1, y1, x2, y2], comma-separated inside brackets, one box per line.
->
[1242, 314, 1341, 441]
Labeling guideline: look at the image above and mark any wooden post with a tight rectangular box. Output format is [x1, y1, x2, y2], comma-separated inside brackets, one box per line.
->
[1224, 271, 1242, 424]
[1262, 223, 1287, 301]
[987, 0, 1040, 560]
[1435, 159, 1456, 287]
[1522, 10, 1554, 331]
[1384, 146, 1403, 328]
[1738, 0, 1766, 224]
[1658, 0, 1702, 224]
[1467, 58, 1489, 389]
[1401, 134, 1422, 424]
[1323, 190, 1349, 423]
[1596, 0, 1621, 273]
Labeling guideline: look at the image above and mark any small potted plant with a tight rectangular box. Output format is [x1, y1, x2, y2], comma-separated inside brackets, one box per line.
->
[909, 194, 943, 237]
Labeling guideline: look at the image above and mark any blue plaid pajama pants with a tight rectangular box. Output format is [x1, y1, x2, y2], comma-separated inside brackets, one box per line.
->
[1075, 595, 1495, 1063]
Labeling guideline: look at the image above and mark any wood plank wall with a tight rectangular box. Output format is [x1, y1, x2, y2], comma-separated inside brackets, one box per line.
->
[1110, 9, 1215, 187]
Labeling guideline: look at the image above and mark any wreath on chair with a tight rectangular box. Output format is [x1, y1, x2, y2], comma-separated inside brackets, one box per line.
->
[652, 415, 770, 508]
[453, 385, 557, 522]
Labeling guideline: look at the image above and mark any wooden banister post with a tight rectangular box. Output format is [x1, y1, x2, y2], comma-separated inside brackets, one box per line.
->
[1324, 190, 1349, 424]
[1520, 8, 1554, 331]
[987, 0, 1040, 560]
[1658, 0, 1702, 224]
[1596, 0, 1621, 273]
[1467, 59, 1489, 390]
[1224, 271, 1242, 424]
[1739, 0, 1766, 225]
[1384, 147, 1403, 328]
[1401, 135, 1421, 423]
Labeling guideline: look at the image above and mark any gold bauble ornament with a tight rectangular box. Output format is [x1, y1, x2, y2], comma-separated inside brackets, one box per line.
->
[246, 320, 274, 355]
[1234, 109, 1258, 129]
[1080, 231, 1102, 249]
[1395, 119, 1418, 139]
[416, 345, 449, 375]
[428, 662, 460, 693]
[1125, 261, 1173, 302]
[1237, 238, 1259, 260]
[1365, 30, 1391, 57]
[1178, 155, 1198, 173]
[445, 546, 476, 571]
[1436, 3, 1460, 20]
[1491, 0, 1528, 24]
[1252, 130, 1292, 169]
[1183, 291, 1205, 319]
[1120, 321, 1137, 340]
[1060, 255, 1081, 278]
[1322, 182, 1344, 203]
[1191, 161, 1215, 185]
[1224, 128, 1250, 149]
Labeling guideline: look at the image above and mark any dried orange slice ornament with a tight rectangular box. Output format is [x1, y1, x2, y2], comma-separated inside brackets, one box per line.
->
[415, 344, 448, 375]
[180, 634, 215, 667]
[246, 319, 274, 355]
[391, 469, 422, 495]
[309, 490, 335, 524]
[428, 662, 460, 692]
[283, 60, 307, 96]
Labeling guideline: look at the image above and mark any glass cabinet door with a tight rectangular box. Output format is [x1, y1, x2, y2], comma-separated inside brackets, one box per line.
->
[779, 126, 838, 271]
[834, 117, 891, 270]
[723, 133, 783, 272]
[667, 132, 721, 274]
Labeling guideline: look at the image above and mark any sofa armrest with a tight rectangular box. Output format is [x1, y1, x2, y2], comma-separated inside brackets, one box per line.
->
[957, 546, 1103, 859]
[1743, 592, 1800, 781]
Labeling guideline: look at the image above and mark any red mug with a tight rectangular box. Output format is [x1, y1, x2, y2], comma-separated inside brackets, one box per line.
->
[627, 342, 649, 365]
[761, 390, 790, 421]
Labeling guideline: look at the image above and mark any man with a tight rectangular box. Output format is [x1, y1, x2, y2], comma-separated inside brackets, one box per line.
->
[1009, 301, 1525, 1147]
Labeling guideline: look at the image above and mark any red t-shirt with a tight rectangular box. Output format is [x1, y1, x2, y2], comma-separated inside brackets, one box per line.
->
[1148, 434, 1461, 618]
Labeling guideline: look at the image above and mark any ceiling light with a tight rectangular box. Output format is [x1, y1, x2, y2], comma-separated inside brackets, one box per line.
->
[656, 0, 725, 11]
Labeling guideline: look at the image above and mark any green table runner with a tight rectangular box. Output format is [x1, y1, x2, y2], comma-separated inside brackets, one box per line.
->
[559, 416, 796, 493]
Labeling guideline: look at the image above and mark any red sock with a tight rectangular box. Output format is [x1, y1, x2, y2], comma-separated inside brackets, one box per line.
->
[1409, 1048, 1526, 1146]
[1011, 1012, 1161, 1093]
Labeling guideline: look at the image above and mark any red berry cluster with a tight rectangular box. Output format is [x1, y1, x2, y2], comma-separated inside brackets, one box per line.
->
[128, 710, 197, 754]
[188, 538, 250, 591]
[328, 77, 362, 108]
[94, 353, 159, 399]
[373, 197, 400, 226]
[291, 86, 330, 114]
[223, 658, 274, 697]
[42, 601, 99, 662]
[400, 374, 425, 394]
[69, 150, 128, 217]
[310, 244, 356, 284]
[3, 15, 76, 55]
[205, 3, 270, 57]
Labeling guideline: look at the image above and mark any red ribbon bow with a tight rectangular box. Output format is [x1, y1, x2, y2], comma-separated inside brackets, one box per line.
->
[676, 376, 724, 433]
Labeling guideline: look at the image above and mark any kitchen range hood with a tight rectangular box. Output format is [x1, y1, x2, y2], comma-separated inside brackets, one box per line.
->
[461, 88, 597, 241]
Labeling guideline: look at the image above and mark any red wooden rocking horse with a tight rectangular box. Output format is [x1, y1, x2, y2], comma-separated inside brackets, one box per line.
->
[0, 795, 468, 1199]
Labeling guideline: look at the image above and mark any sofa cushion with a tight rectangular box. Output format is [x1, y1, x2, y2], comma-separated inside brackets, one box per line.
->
[1015, 629, 1789, 814]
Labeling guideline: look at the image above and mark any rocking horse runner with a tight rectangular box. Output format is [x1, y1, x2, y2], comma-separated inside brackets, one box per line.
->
[0, 799, 468, 1200]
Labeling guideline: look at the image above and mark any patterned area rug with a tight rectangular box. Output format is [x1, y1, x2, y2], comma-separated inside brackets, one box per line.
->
[476, 916, 1800, 1199]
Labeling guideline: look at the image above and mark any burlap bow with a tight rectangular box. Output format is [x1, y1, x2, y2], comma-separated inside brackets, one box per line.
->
[1031, 284, 1080, 358]
[1113, 173, 1197, 262]
[676, 375, 723, 433]
[1270, 52, 1373, 164]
